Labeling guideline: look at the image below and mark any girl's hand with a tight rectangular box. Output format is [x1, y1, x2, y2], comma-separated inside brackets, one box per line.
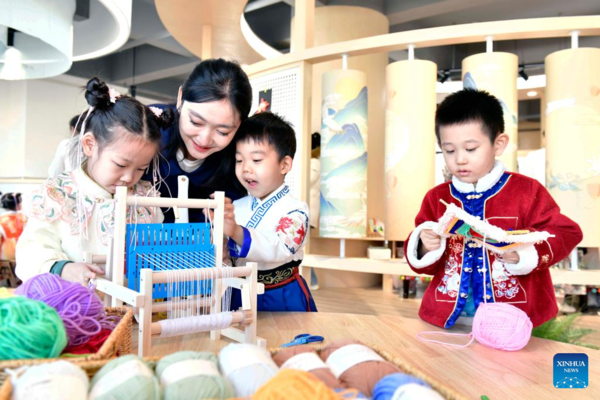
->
[61, 262, 105, 286]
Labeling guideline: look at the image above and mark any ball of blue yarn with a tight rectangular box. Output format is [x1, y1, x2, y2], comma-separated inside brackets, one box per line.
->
[0, 296, 67, 360]
[372, 373, 431, 400]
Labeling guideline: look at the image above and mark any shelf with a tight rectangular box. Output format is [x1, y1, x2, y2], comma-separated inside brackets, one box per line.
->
[303, 255, 600, 286]
[550, 268, 600, 286]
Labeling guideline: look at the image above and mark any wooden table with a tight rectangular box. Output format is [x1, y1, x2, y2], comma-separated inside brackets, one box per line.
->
[137, 312, 600, 399]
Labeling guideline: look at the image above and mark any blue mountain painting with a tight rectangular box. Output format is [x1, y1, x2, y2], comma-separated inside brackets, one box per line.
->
[325, 152, 367, 180]
[326, 123, 365, 153]
[334, 86, 368, 123]
[320, 192, 343, 216]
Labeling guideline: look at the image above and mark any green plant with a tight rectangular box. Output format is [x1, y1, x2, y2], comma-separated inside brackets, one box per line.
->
[532, 313, 599, 350]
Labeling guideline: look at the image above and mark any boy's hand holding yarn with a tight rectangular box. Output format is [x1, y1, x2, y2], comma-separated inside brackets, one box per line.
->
[62, 262, 105, 286]
[221, 197, 245, 245]
[497, 252, 520, 264]
[418, 229, 442, 257]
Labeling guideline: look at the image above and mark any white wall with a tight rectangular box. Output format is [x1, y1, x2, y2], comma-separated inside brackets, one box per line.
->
[0, 75, 160, 195]
[0, 75, 160, 179]
[0, 81, 27, 178]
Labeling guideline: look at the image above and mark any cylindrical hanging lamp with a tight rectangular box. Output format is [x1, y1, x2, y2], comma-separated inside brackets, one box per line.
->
[319, 69, 368, 238]
[546, 46, 600, 247]
[462, 50, 519, 171]
[385, 57, 437, 240]
[0, 0, 75, 80]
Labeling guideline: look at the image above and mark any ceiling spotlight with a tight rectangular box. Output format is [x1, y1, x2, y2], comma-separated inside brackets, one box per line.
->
[439, 70, 451, 83]
[527, 91, 538, 97]
[519, 65, 529, 81]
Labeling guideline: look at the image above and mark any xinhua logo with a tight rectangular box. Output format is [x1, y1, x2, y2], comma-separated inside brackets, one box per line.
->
[554, 353, 588, 389]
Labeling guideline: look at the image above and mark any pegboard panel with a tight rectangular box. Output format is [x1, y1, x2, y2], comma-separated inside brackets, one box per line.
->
[250, 67, 303, 199]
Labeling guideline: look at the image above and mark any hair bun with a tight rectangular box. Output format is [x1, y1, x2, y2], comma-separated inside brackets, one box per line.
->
[85, 77, 110, 109]
[155, 107, 174, 129]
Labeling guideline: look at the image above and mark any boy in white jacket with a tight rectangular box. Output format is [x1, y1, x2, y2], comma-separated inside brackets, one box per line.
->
[224, 112, 316, 311]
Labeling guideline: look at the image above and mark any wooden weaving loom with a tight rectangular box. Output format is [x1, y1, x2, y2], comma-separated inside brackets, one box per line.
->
[85, 186, 266, 356]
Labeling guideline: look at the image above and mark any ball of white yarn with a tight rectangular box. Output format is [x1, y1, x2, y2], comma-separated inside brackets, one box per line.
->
[391, 383, 445, 400]
[11, 360, 89, 400]
[218, 343, 279, 397]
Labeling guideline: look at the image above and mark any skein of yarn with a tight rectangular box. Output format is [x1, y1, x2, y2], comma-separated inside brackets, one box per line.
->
[156, 351, 235, 400]
[273, 345, 342, 389]
[472, 303, 533, 351]
[252, 369, 341, 400]
[218, 343, 279, 397]
[15, 273, 117, 347]
[89, 354, 160, 400]
[320, 339, 401, 397]
[390, 383, 445, 400]
[0, 296, 67, 360]
[10, 360, 89, 400]
[372, 373, 431, 400]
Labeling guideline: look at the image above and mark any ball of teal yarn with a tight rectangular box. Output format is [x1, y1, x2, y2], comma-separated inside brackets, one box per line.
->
[156, 351, 235, 400]
[373, 373, 431, 400]
[0, 296, 67, 360]
[89, 355, 160, 400]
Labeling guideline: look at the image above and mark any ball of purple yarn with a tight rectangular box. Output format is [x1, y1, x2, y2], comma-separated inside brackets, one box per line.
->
[15, 273, 117, 347]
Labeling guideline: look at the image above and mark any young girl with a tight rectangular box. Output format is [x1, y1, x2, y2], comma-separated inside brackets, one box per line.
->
[16, 77, 173, 285]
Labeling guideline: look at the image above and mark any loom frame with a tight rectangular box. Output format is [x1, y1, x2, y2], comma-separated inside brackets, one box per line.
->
[86, 186, 266, 356]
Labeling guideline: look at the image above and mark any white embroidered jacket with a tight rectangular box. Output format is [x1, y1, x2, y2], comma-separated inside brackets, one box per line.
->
[229, 184, 309, 272]
[16, 167, 163, 282]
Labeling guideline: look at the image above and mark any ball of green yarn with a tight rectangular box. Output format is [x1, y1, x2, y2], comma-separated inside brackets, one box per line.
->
[90, 355, 160, 400]
[156, 351, 235, 400]
[0, 296, 67, 360]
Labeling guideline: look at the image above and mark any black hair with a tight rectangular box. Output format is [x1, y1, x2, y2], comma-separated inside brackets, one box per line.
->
[69, 115, 81, 131]
[435, 88, 504, 143]
[311, 132, 321, 151]
[236, 112, 296, 161]
[83, 77, 174, 154]
[164, 59, 252, 193]
[1, 193, 21, 211]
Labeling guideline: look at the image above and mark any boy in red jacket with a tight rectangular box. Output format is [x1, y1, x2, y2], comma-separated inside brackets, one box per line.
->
[404, 89, 582, 329]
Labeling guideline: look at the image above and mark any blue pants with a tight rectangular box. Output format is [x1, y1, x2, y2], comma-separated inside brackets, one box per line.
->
[231, 275, 317, 312]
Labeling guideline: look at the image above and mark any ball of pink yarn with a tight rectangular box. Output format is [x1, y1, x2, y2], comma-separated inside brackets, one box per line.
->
[472, 303, 532, 351]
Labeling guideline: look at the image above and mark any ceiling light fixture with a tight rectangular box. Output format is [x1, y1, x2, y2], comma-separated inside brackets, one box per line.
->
[0, 0, 75, 80]
[72, 0, 132, 62]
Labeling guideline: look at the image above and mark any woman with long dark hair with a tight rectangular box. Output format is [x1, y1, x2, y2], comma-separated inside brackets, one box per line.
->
[151, 58, 252, 222]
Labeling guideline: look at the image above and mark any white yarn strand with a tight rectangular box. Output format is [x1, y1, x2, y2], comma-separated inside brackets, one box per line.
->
[158, 312, 234, 337]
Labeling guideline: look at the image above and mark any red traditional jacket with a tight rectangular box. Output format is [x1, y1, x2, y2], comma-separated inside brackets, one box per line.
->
[0, 211, 26, 260]
[404, 162, 583, 329]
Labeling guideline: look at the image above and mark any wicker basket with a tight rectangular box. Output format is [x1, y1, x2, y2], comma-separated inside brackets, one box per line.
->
[0, 306, 133, 386]
[0, 343, 466, 400]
